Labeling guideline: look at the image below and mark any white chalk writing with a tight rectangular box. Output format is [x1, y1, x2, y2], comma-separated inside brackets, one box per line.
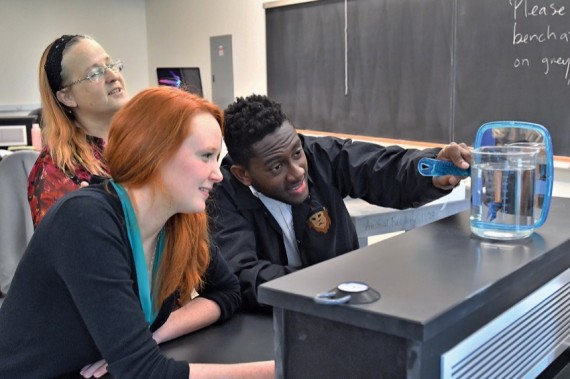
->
[513, 23, 570, 44]
[509, 0, 570, 85]
[510, 0, 566, 19]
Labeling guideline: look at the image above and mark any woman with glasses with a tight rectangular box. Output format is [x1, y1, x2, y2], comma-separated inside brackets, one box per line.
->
[0, 86, 274, 378]
[27, 34, 129, 227]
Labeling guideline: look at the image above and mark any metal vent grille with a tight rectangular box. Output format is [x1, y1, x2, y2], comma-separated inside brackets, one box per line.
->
[441, 268, 570, 379]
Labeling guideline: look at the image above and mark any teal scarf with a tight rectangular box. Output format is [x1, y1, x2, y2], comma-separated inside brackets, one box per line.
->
[110, 180, 165, 325]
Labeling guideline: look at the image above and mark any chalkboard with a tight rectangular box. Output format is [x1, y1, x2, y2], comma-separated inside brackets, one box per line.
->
[266, 0, 570, 156]
[454, 0, 570, 155]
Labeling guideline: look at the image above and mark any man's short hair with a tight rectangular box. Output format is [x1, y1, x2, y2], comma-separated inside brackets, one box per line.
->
[224, 94, 287, 167]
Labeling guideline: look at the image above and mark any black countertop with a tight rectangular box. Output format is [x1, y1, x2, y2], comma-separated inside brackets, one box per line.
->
[259, 197, 570, 342]
[160, 312, 274, 363]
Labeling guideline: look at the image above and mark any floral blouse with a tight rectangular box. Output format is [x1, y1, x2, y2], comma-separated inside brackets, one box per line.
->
[27, 136, 108, 228]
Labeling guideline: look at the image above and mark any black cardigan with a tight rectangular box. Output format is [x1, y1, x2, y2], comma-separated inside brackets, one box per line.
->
[0, 181, 240, 378]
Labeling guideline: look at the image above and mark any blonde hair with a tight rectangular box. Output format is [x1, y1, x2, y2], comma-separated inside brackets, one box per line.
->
[105, 86, 223, 306]
[39, 35, 107, 176]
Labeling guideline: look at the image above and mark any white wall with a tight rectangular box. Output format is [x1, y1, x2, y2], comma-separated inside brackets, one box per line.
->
[0, 0, 267, 112]
[145, 0, 267, 101]
[0, 0, 149, 111]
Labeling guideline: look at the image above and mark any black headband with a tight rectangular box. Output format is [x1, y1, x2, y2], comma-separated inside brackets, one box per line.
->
[44, 34, 80, 94]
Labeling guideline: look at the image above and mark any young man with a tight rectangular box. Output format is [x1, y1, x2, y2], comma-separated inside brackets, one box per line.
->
[209, 94, 470, 311]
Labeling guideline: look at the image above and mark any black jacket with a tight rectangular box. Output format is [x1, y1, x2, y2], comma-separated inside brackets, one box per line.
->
[208, 134, 449, 311]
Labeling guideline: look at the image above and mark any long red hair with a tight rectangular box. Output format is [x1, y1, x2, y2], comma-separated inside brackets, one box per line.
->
[105, 86, 223, 306]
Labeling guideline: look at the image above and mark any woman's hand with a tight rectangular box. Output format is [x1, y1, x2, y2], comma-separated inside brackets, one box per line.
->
[80, 359, 108, 378]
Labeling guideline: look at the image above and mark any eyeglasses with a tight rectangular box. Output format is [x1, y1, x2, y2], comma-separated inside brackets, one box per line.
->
[63, 60, 124, 89]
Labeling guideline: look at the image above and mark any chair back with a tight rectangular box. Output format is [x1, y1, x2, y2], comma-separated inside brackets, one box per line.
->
[0, 150, 39, 306]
